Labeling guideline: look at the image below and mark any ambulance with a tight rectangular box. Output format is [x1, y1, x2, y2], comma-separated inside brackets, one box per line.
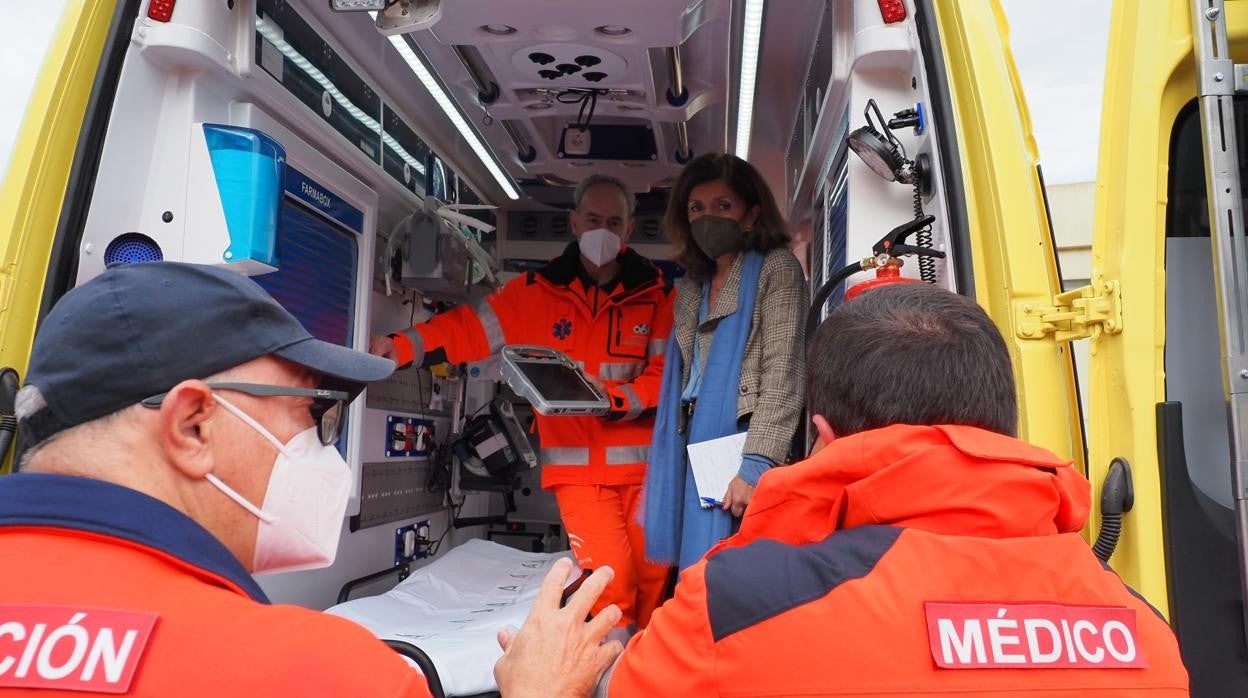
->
[0, 0, 1239, 694]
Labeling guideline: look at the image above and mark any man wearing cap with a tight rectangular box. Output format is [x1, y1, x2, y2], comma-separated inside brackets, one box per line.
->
[0, 261, 620, 696]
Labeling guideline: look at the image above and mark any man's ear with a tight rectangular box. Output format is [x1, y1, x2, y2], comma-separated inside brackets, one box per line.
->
[569, 209, 582, 237]
[157, 381, 218, 480]
[809, 414, 837, 455]
[621, 217, 636, 243]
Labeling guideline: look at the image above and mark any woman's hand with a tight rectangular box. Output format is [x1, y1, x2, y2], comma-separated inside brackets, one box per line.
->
[721, 475, 755, 518]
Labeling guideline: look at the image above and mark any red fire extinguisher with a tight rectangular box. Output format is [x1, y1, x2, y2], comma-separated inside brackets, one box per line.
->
[806, 214, 945, 338]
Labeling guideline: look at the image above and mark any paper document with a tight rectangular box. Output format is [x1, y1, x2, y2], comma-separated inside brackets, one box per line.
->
[687, 432, 748, 508]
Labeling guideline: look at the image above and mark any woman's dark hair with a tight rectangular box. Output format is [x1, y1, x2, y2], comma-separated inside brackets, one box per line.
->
[664, 153, 790, 281]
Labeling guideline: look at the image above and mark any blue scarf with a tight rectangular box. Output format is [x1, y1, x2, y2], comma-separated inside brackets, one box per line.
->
[644, 252, 764, 568]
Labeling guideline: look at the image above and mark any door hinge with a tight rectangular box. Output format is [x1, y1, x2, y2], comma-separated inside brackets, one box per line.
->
[1016, 280, 1122, 342]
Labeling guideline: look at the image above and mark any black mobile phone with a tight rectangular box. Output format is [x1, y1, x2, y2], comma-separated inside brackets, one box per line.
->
[560, 568, 594, 618]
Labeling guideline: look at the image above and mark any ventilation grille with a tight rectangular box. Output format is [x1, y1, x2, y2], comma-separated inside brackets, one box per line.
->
[103, 233, 163, 267]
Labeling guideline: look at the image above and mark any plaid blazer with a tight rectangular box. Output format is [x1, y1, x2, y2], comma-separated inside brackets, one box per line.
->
[674, 247, 809, 463]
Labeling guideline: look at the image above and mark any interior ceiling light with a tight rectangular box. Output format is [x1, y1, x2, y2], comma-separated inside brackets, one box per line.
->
[525, 102, 555, 111]
[329, 0, 387, 10]
[481, 24, 517, 35]
[255, 16, 425, 177]
[373, 12, 520, 200]
[733, 0, 765, 160]
[595, 25, 632, 36]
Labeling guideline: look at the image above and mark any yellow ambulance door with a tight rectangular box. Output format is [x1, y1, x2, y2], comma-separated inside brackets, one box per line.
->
[927, 0, 1088, 512]
[1095, 0, 1248, 691]
[0, 0, 128, 473]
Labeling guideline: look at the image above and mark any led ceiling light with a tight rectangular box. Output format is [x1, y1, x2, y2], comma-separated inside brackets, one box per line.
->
[733, 0, 765, 160]
[481, 24, 517, 35]
[377, 22, 521, 200]
[595, 25, 632, 36]
[328, 0, 387, 11]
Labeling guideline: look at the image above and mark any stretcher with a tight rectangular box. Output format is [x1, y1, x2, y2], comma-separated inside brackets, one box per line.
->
[327, 539, 576, 697]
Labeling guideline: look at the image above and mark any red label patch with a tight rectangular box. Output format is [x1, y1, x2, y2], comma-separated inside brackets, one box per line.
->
[924, 602, 1146, 669]
[0, 605, 158, 693]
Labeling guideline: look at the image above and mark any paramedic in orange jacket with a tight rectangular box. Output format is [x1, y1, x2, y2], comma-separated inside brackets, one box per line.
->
[0, 262, 618, 698]
[371, 174, 673, 632]
[582, 282, 1189, 697]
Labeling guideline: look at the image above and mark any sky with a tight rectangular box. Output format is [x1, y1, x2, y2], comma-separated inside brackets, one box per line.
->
[1000, 0, 1113, 185]
[0, 1, 1112, 187]
[0, 3, 71, 183]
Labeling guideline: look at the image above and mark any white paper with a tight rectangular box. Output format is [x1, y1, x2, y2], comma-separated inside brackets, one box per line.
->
[687, 432, 748, 508]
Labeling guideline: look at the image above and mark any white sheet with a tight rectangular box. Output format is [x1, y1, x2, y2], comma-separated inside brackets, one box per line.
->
[327, 539, 575, 696]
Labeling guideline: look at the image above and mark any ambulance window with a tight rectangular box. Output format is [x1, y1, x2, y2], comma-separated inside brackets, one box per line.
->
[1161, 95, 1248, 695]
[1166, 98, 1248, 238]
[0, 3, 72, 183]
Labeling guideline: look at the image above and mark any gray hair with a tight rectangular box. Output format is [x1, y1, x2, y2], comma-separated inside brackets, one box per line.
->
[572, 174, 636, 216]
[15, 365, 247, 470]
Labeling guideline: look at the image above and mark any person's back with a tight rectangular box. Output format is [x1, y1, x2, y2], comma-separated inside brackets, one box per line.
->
[606, 425, 1185, 696]
[600, 283, 1189, 697]
[0, 473, 422, 697]
[1, 262, 428, 697]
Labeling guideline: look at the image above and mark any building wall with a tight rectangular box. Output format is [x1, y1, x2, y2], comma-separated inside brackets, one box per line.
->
[1047, 180, 1096, 432]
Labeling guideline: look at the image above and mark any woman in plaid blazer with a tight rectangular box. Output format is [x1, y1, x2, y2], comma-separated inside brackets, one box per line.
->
[644, 152, 809, 569]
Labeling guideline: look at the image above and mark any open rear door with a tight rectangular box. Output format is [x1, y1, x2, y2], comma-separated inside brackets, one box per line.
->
[1094, 0, 1248, 692]
[924, 0, 1089, 510]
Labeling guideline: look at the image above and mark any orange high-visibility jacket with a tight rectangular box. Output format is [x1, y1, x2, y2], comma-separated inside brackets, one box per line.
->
[391, 243, 675, 489]
[607, 425, 1190, 697]
[0, 473, 431, 698]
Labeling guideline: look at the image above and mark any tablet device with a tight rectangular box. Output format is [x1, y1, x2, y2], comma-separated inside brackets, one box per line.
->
[500, 345, 610, 416]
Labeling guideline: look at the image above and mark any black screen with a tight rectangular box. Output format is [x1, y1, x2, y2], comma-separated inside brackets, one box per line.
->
[522, 362, 602, 402]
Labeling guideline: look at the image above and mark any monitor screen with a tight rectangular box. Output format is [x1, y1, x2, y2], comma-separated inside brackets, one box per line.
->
[252, 196, 358, 347]
[520, 362, 602, 402]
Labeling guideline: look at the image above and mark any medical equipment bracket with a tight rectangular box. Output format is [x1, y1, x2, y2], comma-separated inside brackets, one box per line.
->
[1190, 0, 1248, 653]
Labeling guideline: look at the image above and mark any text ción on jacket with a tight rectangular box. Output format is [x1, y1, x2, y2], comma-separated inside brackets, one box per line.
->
[0, 605, 158, 693]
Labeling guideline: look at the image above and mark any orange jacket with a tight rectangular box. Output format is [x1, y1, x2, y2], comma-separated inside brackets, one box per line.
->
[608, 425, 1189, 697]
[0, 473, 430, 698]
[391, 243, 674, 488]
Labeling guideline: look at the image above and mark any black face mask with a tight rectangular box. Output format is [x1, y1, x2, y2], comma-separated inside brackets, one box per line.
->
[690, 215, 743, 259]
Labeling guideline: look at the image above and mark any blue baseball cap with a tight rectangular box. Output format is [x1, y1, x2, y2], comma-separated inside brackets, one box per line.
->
[19, 261, 394, 447]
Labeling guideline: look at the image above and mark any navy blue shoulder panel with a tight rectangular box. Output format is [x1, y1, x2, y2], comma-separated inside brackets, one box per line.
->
[0, 473, 269, 603]
[706, 525, 903, 642]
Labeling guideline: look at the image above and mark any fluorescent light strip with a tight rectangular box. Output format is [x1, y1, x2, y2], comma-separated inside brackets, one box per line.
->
[734, 0, 765, 160]
[377, 22, 520, 200]
[255, 17, 426, 177]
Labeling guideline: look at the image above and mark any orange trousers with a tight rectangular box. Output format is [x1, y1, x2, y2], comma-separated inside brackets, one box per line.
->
[554, 484, 669, 629]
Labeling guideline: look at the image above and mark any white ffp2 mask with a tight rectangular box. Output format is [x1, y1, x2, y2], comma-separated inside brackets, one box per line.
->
[578, 227, 621, 267]
[207, 394, 352, 576]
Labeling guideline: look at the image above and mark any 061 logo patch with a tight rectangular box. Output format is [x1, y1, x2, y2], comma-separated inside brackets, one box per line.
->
[553, 318, 573, 340]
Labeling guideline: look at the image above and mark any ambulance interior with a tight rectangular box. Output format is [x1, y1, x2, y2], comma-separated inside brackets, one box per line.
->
[30, 0, 969, 693]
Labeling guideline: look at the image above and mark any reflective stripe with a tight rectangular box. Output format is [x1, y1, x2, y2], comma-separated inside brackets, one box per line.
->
[620, 384, 644, 420]
[473, 297, 505, 352]
[649, 338, 667, 357]
[599, 361, 644, 382]
[541, 447, 591, 465]
[606, 445, 650, 464]
[400, 327, 425, 364]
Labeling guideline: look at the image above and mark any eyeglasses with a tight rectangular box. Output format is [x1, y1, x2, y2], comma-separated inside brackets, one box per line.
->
[141, 382, 350, 446]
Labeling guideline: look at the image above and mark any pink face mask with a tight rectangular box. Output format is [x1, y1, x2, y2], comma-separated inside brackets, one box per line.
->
[207, 394, 352, 575]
